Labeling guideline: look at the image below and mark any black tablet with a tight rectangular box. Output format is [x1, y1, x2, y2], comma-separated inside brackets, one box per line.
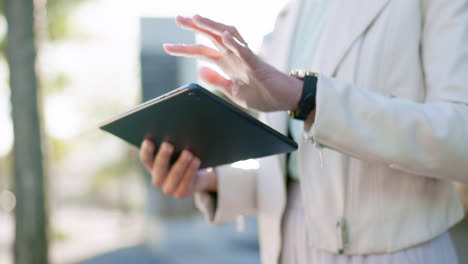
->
[99, 83, 297, 168]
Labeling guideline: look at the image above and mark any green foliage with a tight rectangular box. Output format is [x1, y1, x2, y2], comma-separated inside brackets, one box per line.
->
[50, 138, 70, 162]
[0, 0, 89, 47]
[92, 149, 140, 187]
[85, 147, 143, 210]
[0, 37, 4, 59]
[51, 228, 72, 242]
[0, 0, 4, 56]
[0, 153, 13, 189]
[46, 0, 89, 41]
[43, 72, 71, 94]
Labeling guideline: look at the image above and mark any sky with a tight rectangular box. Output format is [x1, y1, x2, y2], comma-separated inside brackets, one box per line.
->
[0, 0, 289, 157]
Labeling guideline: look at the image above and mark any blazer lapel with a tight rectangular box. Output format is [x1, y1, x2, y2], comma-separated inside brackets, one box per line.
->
[313, 0, 391, 76]
[263, 0, 303, 174]
[268, 0, 304, 72]
[267, 0, 392, 120]
[263, 0, 391, 174]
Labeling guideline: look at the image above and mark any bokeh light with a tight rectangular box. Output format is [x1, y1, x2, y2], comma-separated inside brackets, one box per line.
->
[0, 190, 16, 213]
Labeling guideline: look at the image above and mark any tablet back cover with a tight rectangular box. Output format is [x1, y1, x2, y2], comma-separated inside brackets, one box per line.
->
[99, 83, 297, 168]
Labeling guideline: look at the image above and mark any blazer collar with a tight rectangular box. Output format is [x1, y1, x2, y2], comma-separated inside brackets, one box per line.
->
[313, 0, 391, 76]
[263, 0, 391, 174]
[269, 0, 304, 73]
[265, 0, 391, 129]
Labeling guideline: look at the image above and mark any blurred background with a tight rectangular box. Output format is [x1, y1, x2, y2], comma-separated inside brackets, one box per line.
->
[0, 0, 467, 263]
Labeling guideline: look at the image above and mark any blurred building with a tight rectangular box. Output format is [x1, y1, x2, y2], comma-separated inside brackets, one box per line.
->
[140, 18, 197, 98]
[138, 18, 259, 262]
[140, 17, 198, 225]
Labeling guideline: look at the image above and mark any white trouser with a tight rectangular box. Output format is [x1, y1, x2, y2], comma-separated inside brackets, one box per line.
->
[281, 182, 459, 264]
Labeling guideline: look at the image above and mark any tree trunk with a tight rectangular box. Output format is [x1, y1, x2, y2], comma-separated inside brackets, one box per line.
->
[5, 0, 49, 263]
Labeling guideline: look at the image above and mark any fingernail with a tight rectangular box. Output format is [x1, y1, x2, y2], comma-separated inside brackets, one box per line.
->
[183, 151, 193, 160]
[168, 144, 174, 153]
[147, 142, 154, 152]
[144, 140, 153, 151]
[163, 142, 173, 152]
[193, 158, 201, 167]
[141, 140, 148, 149]
[193, 15, 205, 24]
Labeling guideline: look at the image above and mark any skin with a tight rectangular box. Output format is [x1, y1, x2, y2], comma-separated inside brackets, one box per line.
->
[140, 14, 312, 198]
[140, 140, 217, 198]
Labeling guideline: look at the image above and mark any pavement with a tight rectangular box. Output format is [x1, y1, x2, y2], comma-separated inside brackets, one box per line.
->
[77, 216, 260, 264]
[78, 216, 468, 264]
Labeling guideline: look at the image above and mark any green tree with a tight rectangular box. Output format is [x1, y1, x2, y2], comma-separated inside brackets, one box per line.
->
[5, 1, 48, 263]
[1, 0, 89, 263]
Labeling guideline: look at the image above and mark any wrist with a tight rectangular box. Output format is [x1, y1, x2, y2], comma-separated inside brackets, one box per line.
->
[199, 167, 218, 192]
[289, 75, 304, 110]
[288, 70, 318, 120]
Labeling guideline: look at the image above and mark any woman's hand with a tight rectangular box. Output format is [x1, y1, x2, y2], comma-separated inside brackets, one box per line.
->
[139, 139, 217, 199]
[164, 14, 303, 112]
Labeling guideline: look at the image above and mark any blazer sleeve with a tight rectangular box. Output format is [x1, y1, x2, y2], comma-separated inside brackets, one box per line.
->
[306, 0, 468, 183]
[194, 164, 257, 224]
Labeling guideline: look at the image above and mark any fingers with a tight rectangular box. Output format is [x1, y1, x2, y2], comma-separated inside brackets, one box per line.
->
[162, 150, 193, 195]
[199, 66, 233, 94]
[176, 16, 220, 40]
[172, 15, 257, 68]
[163, 44, 222, 62]
[173, 157, 201, 198]
[193, 15, 247, 45]
[145, 141, 201, 199]
[175, 15, 249, 55]
[151, 142, 174, 187]
[140, 139, 155, 172]
[221, 31, 257, 66]
[175, 16, 228, 53]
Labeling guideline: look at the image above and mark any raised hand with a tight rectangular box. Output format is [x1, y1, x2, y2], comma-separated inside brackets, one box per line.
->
[164, 14, 303, 112]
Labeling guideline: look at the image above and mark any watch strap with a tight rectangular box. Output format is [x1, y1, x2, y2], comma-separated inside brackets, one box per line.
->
[289, 71, 318, 120]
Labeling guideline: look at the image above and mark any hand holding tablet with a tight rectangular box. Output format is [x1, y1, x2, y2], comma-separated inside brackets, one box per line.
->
[139, 139, 217, 198]
[99, 83, 297, 169]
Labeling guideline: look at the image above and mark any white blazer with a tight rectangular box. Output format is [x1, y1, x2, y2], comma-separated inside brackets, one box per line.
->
[195, 0, 468, 263]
